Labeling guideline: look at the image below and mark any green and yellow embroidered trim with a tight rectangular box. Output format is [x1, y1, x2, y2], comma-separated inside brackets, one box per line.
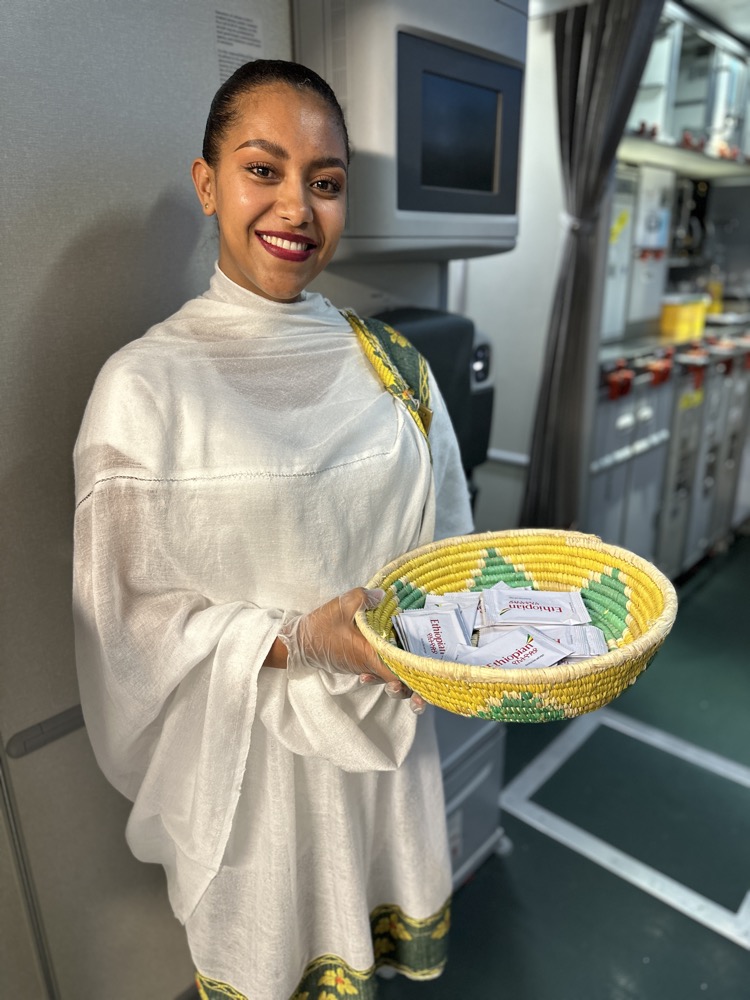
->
[370, 899, 450, 975]
[196, 974, 249, 999]
[343, 311, 433, 445]
[195, 897, 450, 999]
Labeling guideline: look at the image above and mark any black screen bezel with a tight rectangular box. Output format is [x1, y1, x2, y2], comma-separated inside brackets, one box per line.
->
[397, 31, 522, 215]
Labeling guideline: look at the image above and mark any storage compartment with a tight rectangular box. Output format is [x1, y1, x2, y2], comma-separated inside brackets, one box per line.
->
[588, 354, 676, 566]
[435, 710, 505, 887]
[681, 348, 732, 571]
[655, 354, 707, 578]
[620, 360, 676, 562]
[709, 340, 750, 546]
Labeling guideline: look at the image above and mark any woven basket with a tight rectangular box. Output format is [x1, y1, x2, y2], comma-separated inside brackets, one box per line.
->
[355, 529, 678, 723]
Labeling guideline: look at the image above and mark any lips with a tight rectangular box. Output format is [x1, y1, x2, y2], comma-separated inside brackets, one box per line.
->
[257, 231, 318, 262]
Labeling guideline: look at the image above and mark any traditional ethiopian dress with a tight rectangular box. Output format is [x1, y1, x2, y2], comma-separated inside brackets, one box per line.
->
[73, 266, 474, 999]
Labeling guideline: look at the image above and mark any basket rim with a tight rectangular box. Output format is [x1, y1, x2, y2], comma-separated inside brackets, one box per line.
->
[355, 528, 678, 686]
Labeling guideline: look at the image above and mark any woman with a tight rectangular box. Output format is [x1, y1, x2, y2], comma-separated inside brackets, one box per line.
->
[73, 60, 473, 999]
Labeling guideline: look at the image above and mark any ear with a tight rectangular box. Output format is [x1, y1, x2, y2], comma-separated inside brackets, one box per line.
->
[191, 158, 216, 216]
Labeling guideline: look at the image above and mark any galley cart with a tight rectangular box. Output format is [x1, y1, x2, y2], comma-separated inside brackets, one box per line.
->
[708, 337, 750, 548]
[655, 350, 709, 579]
[619, 355, 676, 562]
[586, 361, 638, 549]
[731, 336, 750, 527]
[680, 344, 737, 572]
[434, 709, 506, 888]
[586, 354, 675, 563]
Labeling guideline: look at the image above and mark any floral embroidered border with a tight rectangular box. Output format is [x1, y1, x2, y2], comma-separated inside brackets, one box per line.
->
[342, 311, 433, 443]
[195, 897, 450, 1000]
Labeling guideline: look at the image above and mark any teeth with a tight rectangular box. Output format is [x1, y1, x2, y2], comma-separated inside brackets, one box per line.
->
[261, 234, 312, 252]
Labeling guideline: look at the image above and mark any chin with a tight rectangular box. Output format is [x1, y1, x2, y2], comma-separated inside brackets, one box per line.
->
[265, 287, 305, 303]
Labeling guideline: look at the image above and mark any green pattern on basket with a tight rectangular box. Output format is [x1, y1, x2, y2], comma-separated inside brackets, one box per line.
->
[469, 548, 532, 591]
[579, 569, 630, 646]
[477, 691, 567, 723]
[393, 578, 427, 610]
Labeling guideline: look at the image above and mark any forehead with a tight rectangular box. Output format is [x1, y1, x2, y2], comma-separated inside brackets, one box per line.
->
[226, 83, 347, 155]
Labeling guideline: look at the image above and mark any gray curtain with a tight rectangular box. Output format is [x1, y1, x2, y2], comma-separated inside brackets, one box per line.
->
[519, 0, 665, 528]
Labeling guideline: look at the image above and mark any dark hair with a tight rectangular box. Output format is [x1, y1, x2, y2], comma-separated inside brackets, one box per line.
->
[202, 59, 350, 167]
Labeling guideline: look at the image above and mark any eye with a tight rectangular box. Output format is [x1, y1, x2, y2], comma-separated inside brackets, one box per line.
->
[311, 176, 343, 195]
[245, 162, 275, 179]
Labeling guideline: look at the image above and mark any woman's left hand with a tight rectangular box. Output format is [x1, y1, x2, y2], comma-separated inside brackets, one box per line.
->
[358, 670, 426, 715]
[276, 587, 426, 715]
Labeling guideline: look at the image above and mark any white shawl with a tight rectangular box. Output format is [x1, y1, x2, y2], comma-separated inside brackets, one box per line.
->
[73, 266, 473, 995]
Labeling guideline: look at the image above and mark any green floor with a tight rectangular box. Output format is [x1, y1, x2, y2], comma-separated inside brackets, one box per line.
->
[380, 531, 750, 1000]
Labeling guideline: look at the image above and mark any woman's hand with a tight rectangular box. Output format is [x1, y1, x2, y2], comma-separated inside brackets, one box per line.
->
[274, 587, 425, 714]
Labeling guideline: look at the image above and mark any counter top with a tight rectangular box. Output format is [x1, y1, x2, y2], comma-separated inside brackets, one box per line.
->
[599, 321, 750, 364]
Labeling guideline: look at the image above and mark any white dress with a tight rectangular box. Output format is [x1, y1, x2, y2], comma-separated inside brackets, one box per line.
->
[73, 265, 474, 999]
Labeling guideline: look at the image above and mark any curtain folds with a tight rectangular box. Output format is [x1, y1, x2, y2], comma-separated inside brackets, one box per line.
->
[519, 0, 665, 528]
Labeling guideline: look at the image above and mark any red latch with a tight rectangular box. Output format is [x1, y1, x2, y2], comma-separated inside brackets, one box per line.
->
[606, 368, 635, 399]
[646, 359, 672, 385]
[637, 248, 666, 261]
[689, 365, 705, 390]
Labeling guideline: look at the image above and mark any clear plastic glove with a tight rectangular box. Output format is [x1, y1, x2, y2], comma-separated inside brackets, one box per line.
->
[278, 587, 425, 715]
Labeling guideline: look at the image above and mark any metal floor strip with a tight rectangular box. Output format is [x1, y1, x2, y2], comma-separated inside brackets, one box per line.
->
[500, 708, 750, 949]
[601, 708, 750, 789]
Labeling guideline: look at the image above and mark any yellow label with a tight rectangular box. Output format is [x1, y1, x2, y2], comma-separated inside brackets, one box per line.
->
[679, 388, 704, 410]
[609, 209, 630, 245]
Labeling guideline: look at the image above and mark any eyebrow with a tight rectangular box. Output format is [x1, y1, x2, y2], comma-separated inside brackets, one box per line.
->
[233, 137, 347, 172]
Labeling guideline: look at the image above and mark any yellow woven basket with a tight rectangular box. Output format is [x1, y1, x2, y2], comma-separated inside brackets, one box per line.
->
[355, 529, 678, 723]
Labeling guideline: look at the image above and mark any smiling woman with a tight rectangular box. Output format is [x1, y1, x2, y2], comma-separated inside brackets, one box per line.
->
[192, 70, 349, 302]
[72, 60, 474, 1000]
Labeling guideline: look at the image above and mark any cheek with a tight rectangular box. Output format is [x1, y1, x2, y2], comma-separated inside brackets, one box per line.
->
[217, 181, 261, 222]
[323, 201, 347, 241]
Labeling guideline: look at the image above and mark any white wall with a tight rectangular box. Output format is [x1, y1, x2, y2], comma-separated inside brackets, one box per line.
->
[0, 3, 291, 998]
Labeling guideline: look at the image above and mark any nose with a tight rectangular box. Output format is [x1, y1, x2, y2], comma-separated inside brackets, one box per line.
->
[275, 176, 313, 227]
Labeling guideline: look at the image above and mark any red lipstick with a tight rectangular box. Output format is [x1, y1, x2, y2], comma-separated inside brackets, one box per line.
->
[256, 231, 317, 262]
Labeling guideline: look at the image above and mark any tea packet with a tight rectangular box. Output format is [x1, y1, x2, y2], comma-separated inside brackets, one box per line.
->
[454, 626, 573, 670]
[480, 588, 591, 628]
[476, 623, 530, 646]
[393, 606, 469, 660]
[423, 592, 481, 639]
[535, 624, 609, 661]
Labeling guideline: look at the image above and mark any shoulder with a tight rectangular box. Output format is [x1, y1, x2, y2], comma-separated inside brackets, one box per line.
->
[85, 293, 210, 411]
[84, 332, 175, 431]
[348, 312, 430, 420]
[74, 301, 203, 487]
[299, 290, 353, 330]
[74, 342, 169, 494]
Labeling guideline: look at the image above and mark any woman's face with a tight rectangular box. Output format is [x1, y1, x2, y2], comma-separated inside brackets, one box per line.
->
[192, 83, 348, 302]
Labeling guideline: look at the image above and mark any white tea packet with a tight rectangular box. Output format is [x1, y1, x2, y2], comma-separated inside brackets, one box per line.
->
[453, 626, 573, 670]
[535, 624, 609, 661]
[476, 623, 527, 646]
[487, 580, 533, 591]
[480, 588, 591, 627]
[423, 592, 481, 639]
[393, 607, 470, 660]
